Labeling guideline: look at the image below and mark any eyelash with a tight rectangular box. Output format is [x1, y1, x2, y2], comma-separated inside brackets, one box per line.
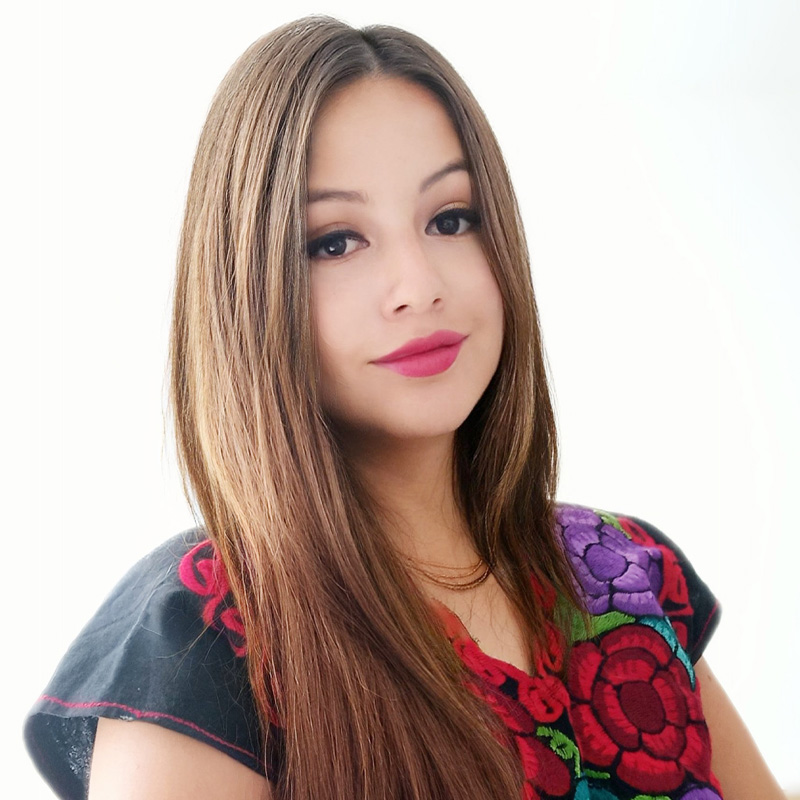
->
[306, 207, 481, 260]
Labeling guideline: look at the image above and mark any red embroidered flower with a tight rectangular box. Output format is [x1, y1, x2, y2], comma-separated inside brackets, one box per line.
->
[619, 517, 694, 650]
[534, 618, 566, 675]
[518, 673, 568, 724]
[567, 625, 711, 794]
[178, 540, 247, 657]
[459, 643, 511, 689]
[465, 675, 537, 734]
[516, 735, 572, 798]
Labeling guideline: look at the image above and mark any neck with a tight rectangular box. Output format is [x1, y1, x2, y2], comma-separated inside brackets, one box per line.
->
[340, 430, 478, 568]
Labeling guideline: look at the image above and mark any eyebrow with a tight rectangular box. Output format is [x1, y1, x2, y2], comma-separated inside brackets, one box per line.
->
[306, 158, 469, 205]
[419, 159, 468, 193]
[307, 188, 367, 204]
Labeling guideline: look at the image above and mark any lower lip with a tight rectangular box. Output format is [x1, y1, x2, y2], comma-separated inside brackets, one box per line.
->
[374, 341, 465, 378]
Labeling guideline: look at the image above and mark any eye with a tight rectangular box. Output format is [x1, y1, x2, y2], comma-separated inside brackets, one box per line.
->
[306, 230, 366, 260]
[426, 208, 481, 237]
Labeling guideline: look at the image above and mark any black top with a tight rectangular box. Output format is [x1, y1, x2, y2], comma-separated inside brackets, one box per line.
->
[25, 530, 281, 799]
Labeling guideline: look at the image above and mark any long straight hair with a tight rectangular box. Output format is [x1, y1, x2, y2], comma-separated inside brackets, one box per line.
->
[170, 16, 583, 799]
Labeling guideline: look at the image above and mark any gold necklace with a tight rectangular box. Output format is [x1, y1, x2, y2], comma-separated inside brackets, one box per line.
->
[403, 553, 493, 591]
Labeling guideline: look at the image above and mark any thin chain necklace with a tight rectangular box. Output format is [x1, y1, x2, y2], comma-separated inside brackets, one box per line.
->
[403, 553, 493, 591]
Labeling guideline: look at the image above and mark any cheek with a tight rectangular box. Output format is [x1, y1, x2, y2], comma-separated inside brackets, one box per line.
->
[470, 260, 505, 331]
[310, 273, 365, 394]
[310, 280, 335, 385]
[487, 272, 505, 319]
[477, 271, 506, 371]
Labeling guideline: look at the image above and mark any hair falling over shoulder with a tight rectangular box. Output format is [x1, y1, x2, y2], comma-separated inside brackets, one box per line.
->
[169, 15, 585, 799]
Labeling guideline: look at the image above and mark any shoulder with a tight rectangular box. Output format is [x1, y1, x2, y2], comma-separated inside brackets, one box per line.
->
[25, 531, 277, 799]
[554, 503, 721, 662]
[555, 505, 727, 795]
[89, 717, 273, 800]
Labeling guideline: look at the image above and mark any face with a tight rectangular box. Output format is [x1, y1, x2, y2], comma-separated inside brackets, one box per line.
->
[307, 77, 504, 448]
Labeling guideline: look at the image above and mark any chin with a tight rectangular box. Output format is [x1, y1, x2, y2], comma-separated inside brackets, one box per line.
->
[327, 406, 472, 446]
[387, 420, 466, 442]
[359, 406, 477, 443]
[323, 373, 494, 446]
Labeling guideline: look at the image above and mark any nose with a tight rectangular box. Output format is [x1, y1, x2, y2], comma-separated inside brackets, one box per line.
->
[381, 233, 445, 317]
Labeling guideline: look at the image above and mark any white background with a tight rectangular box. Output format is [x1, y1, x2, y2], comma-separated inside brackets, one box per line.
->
[6, 0, 799, 795]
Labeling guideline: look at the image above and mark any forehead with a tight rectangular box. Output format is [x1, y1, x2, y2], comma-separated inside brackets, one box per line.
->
[307, 77, 466, 193]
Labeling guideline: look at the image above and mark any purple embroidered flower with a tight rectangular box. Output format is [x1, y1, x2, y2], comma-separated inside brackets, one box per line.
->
[557, 506, 664, 617]
[679, 788, 723, 800]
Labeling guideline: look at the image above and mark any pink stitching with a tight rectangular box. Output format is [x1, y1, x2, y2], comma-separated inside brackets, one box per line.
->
[694, 601, 721, 658]
[40, 694, 258, 761]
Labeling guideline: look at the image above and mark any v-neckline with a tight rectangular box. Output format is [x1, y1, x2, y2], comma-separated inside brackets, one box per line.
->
[428, 597, 538, 681]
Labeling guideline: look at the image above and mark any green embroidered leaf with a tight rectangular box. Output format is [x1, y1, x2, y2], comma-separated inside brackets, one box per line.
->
[572, 610, 635, 641]
[639, 615, 696, 688]
[536, 726, 581, 776]
[631, 795, 670, 800]
[583, 768, 612, 780]
[596, 510, 627, 535]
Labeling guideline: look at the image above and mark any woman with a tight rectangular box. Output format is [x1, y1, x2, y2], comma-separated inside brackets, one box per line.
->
[25, 16, 784, 800]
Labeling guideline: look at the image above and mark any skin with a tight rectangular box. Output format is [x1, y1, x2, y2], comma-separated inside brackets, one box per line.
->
[695, 659, 787, 799]
[307, 76, 504, 567]
[89, 717, 272, 799]
[87, 77, 787, 797]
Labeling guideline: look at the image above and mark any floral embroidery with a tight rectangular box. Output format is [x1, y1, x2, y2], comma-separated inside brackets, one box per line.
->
[678, 787, 723, 800]
[620, 517, 696, 652]
[518, 673, 569, 724]
[517, 734, 573, 798]
[567, 624, 712, 794]
[171, 508, 721, 798]
[464, 670, 538, 735]
[558, 506, 665, 617]
[178, 540, 247, 657]
[573, 781, 619, 800]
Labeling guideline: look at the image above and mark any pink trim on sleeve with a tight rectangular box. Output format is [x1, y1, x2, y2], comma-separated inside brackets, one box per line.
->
[39, 694, 259, 761]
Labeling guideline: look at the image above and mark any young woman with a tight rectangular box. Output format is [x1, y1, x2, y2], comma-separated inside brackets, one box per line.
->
[25, 16, 784, 800]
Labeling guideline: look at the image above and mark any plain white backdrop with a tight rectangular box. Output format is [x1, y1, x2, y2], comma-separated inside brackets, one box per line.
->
[7, 1, 799, 795]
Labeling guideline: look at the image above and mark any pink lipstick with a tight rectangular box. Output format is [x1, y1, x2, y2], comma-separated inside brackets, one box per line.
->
[372, 330, 467, 378]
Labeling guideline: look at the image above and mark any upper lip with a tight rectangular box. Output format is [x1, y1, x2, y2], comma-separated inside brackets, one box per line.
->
[373, 330, 467, 363]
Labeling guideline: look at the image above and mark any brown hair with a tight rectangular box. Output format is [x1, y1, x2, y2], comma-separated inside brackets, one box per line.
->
[169, 15, 583, 799]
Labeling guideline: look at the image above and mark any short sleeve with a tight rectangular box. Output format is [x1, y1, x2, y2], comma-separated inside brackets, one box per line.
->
[24, 530, 282, 800]
[616, 514, 721, 663]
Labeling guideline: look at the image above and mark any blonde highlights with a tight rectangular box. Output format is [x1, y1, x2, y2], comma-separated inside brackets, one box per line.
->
[170, 16, 583, 799]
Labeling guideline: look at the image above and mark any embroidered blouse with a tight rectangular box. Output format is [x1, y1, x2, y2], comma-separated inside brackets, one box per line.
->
[24, 505, 722, 799]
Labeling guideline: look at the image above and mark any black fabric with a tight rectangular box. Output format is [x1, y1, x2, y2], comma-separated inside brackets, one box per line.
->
[24, 530, 276, 800]
[623, 514, 721, 664]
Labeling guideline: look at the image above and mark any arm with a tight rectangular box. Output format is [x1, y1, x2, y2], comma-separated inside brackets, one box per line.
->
[88, 718, 273, 800]
[696, 657, 786, 800]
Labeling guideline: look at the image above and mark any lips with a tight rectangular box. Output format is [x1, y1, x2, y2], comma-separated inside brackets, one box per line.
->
[372, 330, 467, 378]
